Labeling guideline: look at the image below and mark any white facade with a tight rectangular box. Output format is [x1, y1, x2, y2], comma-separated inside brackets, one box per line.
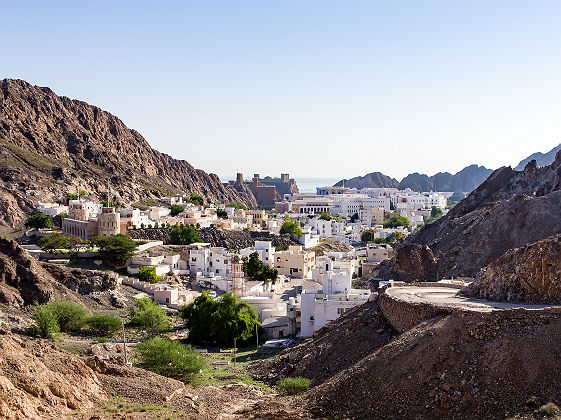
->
[240, 241, 274, 267]
[330, 194, 391, 215]
[37, 202, 68, 216]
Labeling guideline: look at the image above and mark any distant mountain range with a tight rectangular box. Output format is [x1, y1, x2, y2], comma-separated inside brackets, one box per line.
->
[514, 143, 561, 171]
[335, 143, 561, 193]
[335, 165, 493, 193]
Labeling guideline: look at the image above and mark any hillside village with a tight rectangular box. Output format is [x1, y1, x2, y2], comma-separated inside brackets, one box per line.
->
[23, 177, 452, 340]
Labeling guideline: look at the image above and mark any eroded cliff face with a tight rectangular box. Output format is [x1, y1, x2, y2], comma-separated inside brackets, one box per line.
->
[0, 79, 256, 231]
[463, 235, 561, 304]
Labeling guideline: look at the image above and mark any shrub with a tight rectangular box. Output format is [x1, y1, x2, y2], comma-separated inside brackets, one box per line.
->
[94, 234, 138, 267]
[135, 337, 206, 381]
[383, 215, 410, 229]
[29, 303, 60, 339]
[128, 297, 171, 336]
[169, 224, 200, 245]
[86, 315, 122, 337]
[47, 301, 87, 332]
[225, 202, 247, 210]
[170, 205, 185, 216]
[25, 213, 53, 229]
[38, 232, 70, 252]
[138, 266, 161, 284]
[277, 377, 312, 395]
[536, 403, 561, 418]
[188, 193, 204, 206]
[279, 218, 302, 237]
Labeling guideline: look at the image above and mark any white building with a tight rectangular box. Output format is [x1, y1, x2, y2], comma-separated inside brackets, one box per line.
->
[240, 241, 274, 267]
[300, 262, 370, 337]
[37, 202, 68, 217]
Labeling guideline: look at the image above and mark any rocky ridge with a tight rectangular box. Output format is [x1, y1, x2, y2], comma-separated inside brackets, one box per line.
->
[462, 234, 561, 304]
[0, 78, 256, 232]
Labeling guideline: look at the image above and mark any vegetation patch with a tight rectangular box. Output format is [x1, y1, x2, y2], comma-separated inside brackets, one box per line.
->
[277, 377, 313, 395]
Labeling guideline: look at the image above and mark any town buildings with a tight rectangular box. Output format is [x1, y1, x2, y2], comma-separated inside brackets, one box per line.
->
[274, 245, 315, 279]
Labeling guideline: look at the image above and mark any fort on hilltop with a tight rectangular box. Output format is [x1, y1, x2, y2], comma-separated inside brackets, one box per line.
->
[226, 172, 299, 208]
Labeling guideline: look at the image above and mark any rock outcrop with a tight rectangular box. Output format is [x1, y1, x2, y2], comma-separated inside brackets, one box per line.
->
[127, 226, 298, 250]
[463, 235, 561, 304]
[377, 243, 437, 282]
[0, 78, 256, 231]
[0, 333, 106, 419]
[0, 239, 78, 307]
[515, 142, 561, 171]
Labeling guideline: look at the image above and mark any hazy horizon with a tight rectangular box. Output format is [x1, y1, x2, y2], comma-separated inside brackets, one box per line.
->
[2, 1, 560, 179]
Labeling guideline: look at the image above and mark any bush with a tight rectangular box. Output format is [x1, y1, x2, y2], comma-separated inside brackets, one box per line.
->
[226, 202, 247, 210]
[47, 301, 87, 332]
[128, 297, 171, 336]
[135, 337, 206, 381]
[279, 218, 302, 237]
[169, 224, 200, 245]
[25, 213, 53, 229]
[216, 209, 228, 219]
[170, 205, 185, 216]
[318, 212, 333, 221]
[180, 292, 260, 346]
[138, 266, 161, 284]
[29, 303, 60, 339]
[188, 193, 204, 206]
[38, 232, 70, 253]
[383, 215, 410, 229]
[85, 315, 122, 337]
[536, 403, 561, 418]
[94, 234, 138, 267]
[277, 377, 312, 395]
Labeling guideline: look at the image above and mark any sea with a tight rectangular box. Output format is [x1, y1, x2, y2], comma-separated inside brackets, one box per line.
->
[219, 176, 341, 194]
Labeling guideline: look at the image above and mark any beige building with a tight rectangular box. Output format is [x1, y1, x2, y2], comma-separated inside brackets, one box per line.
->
[274, 245, 315, 279]
[359, 206, 385, 227]
[62, 203, 120, 240]
[246, 209, 269, 227]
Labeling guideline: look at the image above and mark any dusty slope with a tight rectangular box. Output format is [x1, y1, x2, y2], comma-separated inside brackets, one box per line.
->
[463, 234, 561, 304]
[0, 333, 106, 419]
[0, 78, 256, 231]
[249, 300, 395, 385]
[307, 309, 561, 419]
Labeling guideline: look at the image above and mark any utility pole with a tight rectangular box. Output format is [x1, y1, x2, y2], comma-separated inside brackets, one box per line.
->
[255, 324, 259, 352]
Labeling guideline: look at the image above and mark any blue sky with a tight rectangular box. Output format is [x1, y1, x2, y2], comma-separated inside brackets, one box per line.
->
[2, 1, 560, 179]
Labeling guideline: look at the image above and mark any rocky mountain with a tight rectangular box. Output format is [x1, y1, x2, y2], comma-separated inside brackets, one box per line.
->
[463, 234, 561, 304]
[385, 154, 561, 279]
[335, 164, 493, 193]
[515, 143, 561, 171]
[0, 78, 256, 231]
[333, 172, 399, 189]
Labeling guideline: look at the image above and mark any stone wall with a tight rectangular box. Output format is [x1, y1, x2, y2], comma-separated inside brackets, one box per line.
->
[377, 290, 452, 332]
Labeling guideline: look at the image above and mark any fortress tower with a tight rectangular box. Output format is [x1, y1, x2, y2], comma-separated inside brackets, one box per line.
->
[97, 207, 120, 236]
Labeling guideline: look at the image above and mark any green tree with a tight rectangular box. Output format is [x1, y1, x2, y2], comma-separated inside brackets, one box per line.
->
[94, 234, 138, 267]
[386, 232, 405, 243]
[180, 292, 260, 347]
[79, 189, 87, 198]
[318, 212, 333, 221]
[188, 193, 204, 206]
[217, 209, 228, 218]
[30, 303, 60, 339]
[383, 215, 410, 229]
[350, 212, 359, 222]
[413, 223, 424, 234]
[361, 230, 376, 242]
[138, 266, 161, 284]
[47, 301, 88, 332]
[226, 202, 247, 210]
[280, 217, 302, 237]
[25, 213, 53, 229]
[135, 337, 206, 381]
[128, 297, 171, 336]
[169, 224, 200, 245]
[38, 233, 70, 253]
[68, 236, 86, 252]
[170, 205, 185, 216]
[66, 193, 78, 201]
[85, 315, 122, 337]
[245, 252, 278, 283]
[430, 206, 443, 219]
